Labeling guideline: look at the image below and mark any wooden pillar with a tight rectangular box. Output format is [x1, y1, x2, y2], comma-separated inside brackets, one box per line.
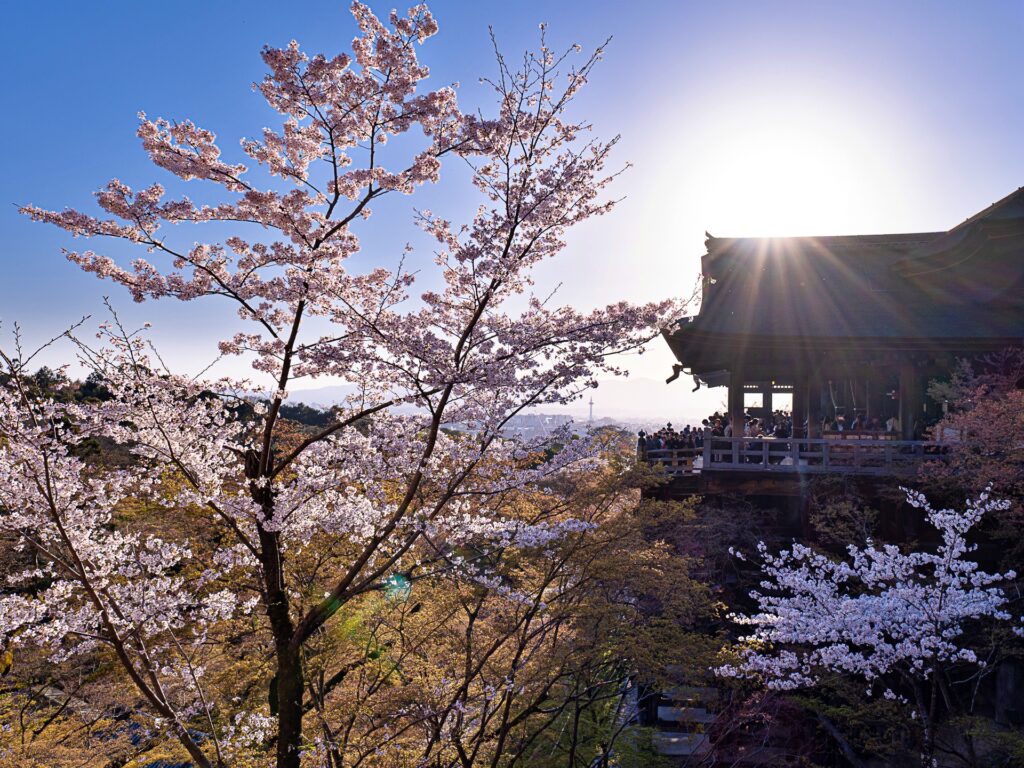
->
[868, 373, 884, 423]
[763, 386, 774, 419]
[728, 368, 745, 438]
[899, 361, 922, 440]
[792, 379, 807, 438]
[807, 371, 823, 439]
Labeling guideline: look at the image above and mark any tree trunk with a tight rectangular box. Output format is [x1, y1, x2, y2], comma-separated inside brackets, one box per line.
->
[275, 642, 305, 768]
[900, 667, 941, 768]
[816, 714, 868, 768]
[255, 489, 304, 768]
[918, 674, 937, 768]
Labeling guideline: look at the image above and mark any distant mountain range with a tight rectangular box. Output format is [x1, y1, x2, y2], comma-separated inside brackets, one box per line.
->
[288, 376, 718, 427]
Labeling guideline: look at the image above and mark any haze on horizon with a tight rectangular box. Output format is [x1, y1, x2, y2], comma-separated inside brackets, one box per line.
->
[2, 0, 1022, 421]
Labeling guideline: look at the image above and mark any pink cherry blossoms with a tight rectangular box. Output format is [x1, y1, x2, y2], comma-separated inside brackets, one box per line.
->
[0, 336, 256, 767]
[10, 4, 683, 767]
[719, 487, 1018, 762]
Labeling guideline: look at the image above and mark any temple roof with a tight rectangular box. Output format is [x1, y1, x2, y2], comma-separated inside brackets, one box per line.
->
[705, 231, 940, 258]
[685, 188, 1024, 340]
[666, 187, 1024, 373]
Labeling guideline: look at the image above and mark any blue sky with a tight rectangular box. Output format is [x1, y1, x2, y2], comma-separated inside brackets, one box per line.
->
[2, 1, 1022, 419]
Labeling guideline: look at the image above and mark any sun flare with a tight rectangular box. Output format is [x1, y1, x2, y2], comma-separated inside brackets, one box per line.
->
[687, 94, 909, 238]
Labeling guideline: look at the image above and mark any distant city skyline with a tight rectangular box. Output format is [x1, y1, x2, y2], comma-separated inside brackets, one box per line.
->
[3, 1, 1022, 420]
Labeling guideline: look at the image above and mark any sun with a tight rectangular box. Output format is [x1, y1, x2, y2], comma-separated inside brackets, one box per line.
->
[682, 91, 913, 239]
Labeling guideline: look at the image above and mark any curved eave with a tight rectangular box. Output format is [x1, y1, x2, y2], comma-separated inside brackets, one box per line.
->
[663, 322, 1024, 377]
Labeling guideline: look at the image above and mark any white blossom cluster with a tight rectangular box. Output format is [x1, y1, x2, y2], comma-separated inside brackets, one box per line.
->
[718, 487, 1017, 694]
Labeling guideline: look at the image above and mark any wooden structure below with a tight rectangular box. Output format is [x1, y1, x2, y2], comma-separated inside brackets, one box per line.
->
[663, 188, 1024, 451]
[646, 435, 944, 476]
[641, 433, 945, 497]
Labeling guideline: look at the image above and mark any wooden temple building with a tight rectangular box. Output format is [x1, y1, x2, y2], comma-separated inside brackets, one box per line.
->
[654, 187, 1024, 490]
[640, 189, 1024, 760]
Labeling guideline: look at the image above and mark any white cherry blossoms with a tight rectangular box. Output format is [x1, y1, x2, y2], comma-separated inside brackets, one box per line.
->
[718, 487, 1017, 694]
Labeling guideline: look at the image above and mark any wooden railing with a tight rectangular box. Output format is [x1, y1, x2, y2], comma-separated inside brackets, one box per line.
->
[642, 434, 947, 477]
[645, 448, 701, 475]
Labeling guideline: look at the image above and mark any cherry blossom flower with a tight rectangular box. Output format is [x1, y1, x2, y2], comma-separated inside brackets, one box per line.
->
[11, 4, 685, 766]
[719, 487, 1018, 763]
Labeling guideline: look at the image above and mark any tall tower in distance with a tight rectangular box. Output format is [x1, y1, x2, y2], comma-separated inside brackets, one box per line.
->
[588, 396, 594, 423]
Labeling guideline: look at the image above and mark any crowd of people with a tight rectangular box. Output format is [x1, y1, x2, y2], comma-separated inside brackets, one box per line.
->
[639, 409, 910, 455]
[638, 423, 703, 452]
[638, 410, 795, 453]
[699, 409, 796, 438]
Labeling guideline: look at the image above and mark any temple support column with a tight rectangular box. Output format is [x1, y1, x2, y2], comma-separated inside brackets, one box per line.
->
[807, 371, 823, 439]
[792, 378, 807, 438]
[763, 386, 773, 419]
[899, 361, 922, 440]
[728, 368, 745, 438]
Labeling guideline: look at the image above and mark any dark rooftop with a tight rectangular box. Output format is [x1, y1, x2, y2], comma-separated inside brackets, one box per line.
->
[678, 187, 1024, 342]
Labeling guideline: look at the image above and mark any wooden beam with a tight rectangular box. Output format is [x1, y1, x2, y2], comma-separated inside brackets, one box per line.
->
[728, 368, 745, 439]
[807, 371, 823, 438]
[899, 361, 921, 440]
[792, 377, 807, 438]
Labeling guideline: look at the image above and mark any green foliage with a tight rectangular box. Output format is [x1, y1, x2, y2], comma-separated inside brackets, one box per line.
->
[808, 496, 877, 552]
[792, 677, 917, 766]
[277, 401, 334, 427]
[952, 715, 1024, 768]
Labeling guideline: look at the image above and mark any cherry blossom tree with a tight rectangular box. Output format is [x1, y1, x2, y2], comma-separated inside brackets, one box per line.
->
[4, 4, 679, 767]
[718, 488, 1019, 765]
